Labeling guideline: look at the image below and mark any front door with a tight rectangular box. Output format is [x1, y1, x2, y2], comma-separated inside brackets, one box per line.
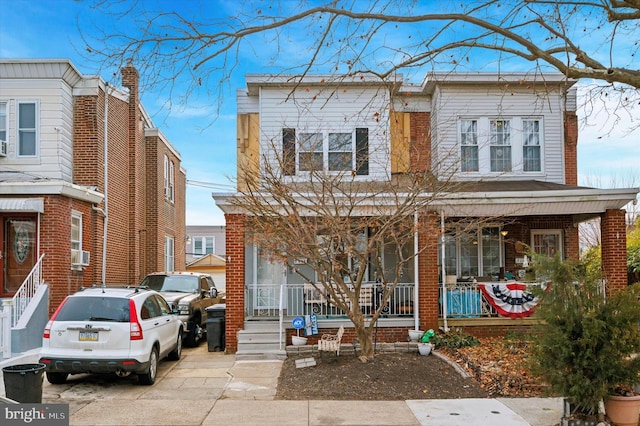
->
[1, 215, 37, 296]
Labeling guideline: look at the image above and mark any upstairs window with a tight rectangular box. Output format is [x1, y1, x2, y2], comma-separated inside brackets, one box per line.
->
[193, 236, 214, 255]
[282, 128, 369, 176]
[164, 155, 175, 202]
[490, 119, 511, 172]
[164, 236, 175, 271]
[0, 102, 6, 143]
[17, 102, 37, 157]
[523, 119, 541, 172]
[460, 119, 478, 172]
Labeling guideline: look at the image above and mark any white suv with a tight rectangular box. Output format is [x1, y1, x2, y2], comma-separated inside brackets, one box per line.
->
[39, 286, 183, 385]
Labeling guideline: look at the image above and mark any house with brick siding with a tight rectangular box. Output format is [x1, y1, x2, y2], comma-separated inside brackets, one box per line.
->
[0, 59, 186, 324]
[213, 73, 638, 356]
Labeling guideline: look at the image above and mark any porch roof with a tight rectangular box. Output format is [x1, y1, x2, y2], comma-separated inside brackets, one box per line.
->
[212, 180, 639, 221]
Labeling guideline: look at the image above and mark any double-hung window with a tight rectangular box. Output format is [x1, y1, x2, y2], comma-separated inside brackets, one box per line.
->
[283, 128, 369, 175]
[460, 119, 478, 172]
[523, 119, 541, 172]
[440, 226, 503, 279]
[193, 236, 214, 255]
[164, 155, 175, 202]
[164, 236, 175, 271]
[18, 101, 37, 157]
[490, 119, 511, 172]
[531, 230, 562, 258]
[0, 102, 7, 144]
[71, 212, 82, 265]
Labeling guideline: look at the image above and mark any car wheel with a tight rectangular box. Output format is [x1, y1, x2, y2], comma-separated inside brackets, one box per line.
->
[184, 321, 202, 347]
[138, 347, 159, 385]
[168, 330, 182, 361]
[46, 372, 68, 384]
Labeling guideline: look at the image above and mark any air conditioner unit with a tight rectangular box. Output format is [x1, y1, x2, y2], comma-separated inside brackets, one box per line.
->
[81, 250, 90, 266]
[71, 249, 90, 266]
[0, 141, 7, 157]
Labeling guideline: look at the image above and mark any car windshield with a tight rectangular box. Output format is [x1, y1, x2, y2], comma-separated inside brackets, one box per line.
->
[141, 275, 198, 293]
[55, 296, 130, 322]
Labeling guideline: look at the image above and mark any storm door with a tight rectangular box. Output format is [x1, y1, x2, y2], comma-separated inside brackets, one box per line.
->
[1, 216, 37, 296]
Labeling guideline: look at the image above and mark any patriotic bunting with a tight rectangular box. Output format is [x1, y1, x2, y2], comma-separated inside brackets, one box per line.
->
[478, 282, 540, 318]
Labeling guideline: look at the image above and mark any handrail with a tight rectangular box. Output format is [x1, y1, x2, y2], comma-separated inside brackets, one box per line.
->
[11, 253, 45, 327]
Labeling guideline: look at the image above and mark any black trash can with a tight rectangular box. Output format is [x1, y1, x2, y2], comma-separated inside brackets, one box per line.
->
[2, 363, 46, 403]
[206, 304, 226, 352]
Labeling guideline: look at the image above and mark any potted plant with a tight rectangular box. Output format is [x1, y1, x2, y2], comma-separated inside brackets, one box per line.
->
[529, 254, 640, 425]
[417, 329, 435, 356]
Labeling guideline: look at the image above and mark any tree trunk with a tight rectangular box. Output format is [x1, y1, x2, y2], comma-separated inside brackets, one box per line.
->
[351, 309, 375, 361]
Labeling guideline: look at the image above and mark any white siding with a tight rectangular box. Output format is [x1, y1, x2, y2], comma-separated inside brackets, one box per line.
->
[258, 85, 391, 181]
[0, 79, 75, 181]
[237, 89, 259, 114]
[431, 85, 567, 184]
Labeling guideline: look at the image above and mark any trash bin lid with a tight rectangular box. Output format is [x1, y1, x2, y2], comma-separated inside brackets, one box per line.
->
[206, 303, 226, 311]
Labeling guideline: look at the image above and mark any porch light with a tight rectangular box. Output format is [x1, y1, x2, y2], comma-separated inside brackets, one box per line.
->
[500, 230, 509, 237]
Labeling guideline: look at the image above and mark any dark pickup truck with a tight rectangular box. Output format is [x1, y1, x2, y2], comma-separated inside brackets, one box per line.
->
[140, 272, 222, 346]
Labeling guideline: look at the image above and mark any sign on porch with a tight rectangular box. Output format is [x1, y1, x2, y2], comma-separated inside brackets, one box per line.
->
[304, 314, 318, 336]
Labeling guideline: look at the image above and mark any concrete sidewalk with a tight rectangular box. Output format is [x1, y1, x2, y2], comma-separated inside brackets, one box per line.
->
[1, 345, 564, 425]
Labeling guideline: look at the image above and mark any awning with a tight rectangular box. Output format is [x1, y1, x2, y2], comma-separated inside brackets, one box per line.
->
[0, 198, 44, 213]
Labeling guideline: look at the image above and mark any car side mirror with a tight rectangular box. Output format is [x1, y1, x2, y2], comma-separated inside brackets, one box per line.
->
[210, 288, 218, 298]
[172, 307, 180, 315]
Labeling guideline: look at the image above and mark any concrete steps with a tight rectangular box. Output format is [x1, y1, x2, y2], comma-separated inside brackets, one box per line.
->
[235, 321, 287, 360]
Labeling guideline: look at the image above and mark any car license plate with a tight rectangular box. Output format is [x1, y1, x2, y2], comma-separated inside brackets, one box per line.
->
[79, 331, 98, 341]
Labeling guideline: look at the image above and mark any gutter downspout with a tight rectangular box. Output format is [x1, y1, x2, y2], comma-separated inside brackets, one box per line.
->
[441, 210, 449, 332]
[101, 84, 110, 287]
[413, 210, 419, 331]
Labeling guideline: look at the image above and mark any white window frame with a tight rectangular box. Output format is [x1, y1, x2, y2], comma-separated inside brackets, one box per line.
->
[489, 119, 512, 172]
[298, 130, 355, 173]
[440, 225, 504, 279]
[530, 229, 563, 258]
[193, 236, 215, 255]
[71, 211, 82, 266]
[458, 117, 544, 175]
[459, 119, 479, 172]
[163, 155, 175, 202]
[17, 101, 38, 157]
[522, 118, 542, 172]
[0, 102, 7, 143]
[164, 236, 175, 271]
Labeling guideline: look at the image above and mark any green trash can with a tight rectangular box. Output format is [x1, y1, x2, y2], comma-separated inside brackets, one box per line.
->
[2, 363, 46, 403]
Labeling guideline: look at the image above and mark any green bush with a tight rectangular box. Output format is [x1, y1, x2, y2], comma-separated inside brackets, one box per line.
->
[530, 253, 640, 415]
[431, 329, 480, 349]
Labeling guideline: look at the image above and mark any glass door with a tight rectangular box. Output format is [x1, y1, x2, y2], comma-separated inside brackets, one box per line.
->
[2, 216, 37, 296]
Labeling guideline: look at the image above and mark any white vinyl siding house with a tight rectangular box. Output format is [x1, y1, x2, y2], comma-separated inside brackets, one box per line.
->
[0, 73, 80, 181]
[430, 83, 568, 184]
[241, 82, 391, 181]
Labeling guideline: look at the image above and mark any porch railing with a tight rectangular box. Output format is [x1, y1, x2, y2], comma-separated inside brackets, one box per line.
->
[245, 282, 416, 319]
[11, 253, 45, 327]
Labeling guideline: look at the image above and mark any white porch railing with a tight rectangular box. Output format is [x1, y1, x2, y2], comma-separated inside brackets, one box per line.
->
[1, 299, 11, 358]
[11, 253, 45, 327]
[245, 282, 415, 319]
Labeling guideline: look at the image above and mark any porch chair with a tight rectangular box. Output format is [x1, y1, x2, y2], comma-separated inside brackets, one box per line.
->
[318, 325, 344, 356]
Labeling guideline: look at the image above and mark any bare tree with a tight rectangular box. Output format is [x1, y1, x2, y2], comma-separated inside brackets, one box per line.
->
[85, 1, 639, 108]
[227, 128, 484, 361]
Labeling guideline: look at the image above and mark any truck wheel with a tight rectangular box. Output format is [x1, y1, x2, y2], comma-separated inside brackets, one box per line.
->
[46, 372, 68, 384]
[184, 322, 202, 347]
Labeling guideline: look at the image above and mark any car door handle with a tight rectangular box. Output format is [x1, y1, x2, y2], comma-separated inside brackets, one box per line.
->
[154, 322, 160, 326]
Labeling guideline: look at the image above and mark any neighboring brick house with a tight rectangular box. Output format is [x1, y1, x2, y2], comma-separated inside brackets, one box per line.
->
[213, 73, 638, 353]
[0, 59, 186, 316]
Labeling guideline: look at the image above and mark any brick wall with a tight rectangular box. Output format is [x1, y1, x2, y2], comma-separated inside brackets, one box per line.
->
[564, 112, 578, 186]
[224, 213, 246, 352]
[418, 212, 440, 331]
[602, 208, 628, 296]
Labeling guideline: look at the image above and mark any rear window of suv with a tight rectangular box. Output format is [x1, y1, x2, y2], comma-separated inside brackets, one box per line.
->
[55, 296, 130, 322]
[141, 275, 199, 293]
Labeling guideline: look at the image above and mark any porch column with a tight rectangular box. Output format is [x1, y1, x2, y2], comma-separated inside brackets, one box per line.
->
[418, 212, 439, 331]
[225, 213, 246, 353]
[601, 209, 627, 296]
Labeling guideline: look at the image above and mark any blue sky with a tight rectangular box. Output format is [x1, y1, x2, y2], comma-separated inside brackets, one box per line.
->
[1, 0, 638, 225]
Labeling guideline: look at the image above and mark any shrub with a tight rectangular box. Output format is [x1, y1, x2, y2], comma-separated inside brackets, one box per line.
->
[431, 328, 480, 349]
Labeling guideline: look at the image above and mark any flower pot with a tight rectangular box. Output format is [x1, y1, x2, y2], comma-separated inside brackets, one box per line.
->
[408, 329, 423, 342]
[605, 394, 640, 426]
[417, 343, 432, 356]
[291, 335, 308, 346]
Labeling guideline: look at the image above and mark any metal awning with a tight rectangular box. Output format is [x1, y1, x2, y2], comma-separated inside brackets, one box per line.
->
[0, 198, 44, 213]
